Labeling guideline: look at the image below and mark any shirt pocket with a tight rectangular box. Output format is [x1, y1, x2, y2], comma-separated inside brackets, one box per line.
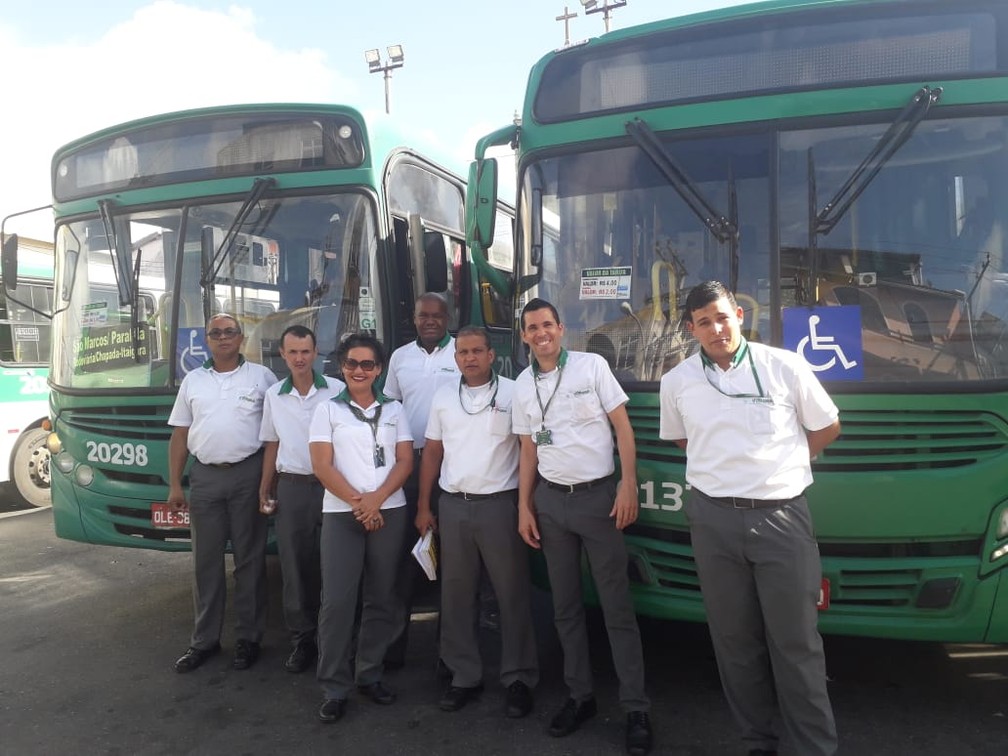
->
[488, 408, 512, 437]
[235, 389, 265, 414]
[744, 399, 788, 436]
[565, 388, 599, 424]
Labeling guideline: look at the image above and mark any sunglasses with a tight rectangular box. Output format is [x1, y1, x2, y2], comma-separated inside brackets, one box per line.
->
[206, 328, 241, 340]
[342, 358, 379, 371]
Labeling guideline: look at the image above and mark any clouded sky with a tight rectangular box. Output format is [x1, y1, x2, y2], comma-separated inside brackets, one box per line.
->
[0, 0, 751, 239]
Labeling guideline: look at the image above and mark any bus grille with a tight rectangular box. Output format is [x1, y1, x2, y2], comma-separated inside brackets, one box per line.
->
[59, 405, 172, 442]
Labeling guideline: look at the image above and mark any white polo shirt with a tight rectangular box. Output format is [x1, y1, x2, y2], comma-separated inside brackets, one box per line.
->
[425, 374, 519, 495]
[512, 350, 627, 486]
[659, 339, 839, 500]
[260, 371, 345, 476]
[308, 391, 413, 513]
[169, 357, 278, 465]
[383, 335, 460, 449]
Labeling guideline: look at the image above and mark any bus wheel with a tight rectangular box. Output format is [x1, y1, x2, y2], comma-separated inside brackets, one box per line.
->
[11, 427, 52, 508]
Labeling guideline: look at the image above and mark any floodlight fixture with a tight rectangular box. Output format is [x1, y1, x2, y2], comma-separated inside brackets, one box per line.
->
[580, 0, 627, 32]
[364, 44, 406, 114]
[387, 44, 405, 65]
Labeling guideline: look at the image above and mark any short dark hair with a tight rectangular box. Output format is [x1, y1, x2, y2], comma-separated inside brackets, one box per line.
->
[280, 324, 316, 348]
[207, 312, 241, 332]
[455, 325, 492, 350]
[520, 298, 561, 330]
[335, 332, 386, 368]
[682, 281, 737, 323]
[414, 292, 449, 315]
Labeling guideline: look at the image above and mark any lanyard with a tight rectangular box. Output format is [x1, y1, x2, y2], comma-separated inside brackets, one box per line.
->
[346, 402, 386, 467]
[533, 366, 563, 430]
[702, 341, 766, 399]
[458, 373, 499, 415]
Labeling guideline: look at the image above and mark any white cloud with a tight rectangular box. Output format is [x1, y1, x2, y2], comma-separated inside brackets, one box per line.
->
[1, 1, 352, 238]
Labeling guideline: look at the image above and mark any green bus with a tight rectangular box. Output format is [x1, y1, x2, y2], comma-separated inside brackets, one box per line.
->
[467, 0, 1008, 642]
[1, 103, 513, 549]
[0, 238, 53, 507]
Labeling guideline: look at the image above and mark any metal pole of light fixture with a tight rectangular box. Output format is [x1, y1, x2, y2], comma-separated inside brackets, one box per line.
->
[580, 0, 627, 33]
[364, 44, 405, 114]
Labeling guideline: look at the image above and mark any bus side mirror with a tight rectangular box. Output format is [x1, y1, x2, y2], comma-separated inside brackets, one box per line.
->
[466, 159, 499, 247]
[2, 233, 19, 291]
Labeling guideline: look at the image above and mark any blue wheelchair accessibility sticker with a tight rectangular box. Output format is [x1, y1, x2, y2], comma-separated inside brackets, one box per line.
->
[177, 327, 209, 376]
[782, 306, 863, 381]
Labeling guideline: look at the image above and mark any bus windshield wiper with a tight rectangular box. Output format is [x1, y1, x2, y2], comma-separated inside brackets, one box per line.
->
[98, 199, 134, 307]
[626, 117, 740, 288]
[201, 177, 276, 287]
[130, 245, 144, 361]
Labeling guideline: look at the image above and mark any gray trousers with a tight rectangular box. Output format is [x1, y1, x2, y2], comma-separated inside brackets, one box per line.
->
[317, 506, 407, 699]
[439, 491, 538, 689]
[686, 490, 838, 755]
[187, 454, 268, 648]
[275, 477, 324, 647]
[536, 479, 649, 711]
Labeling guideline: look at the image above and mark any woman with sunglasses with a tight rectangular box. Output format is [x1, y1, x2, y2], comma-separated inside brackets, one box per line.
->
[309, 333, 414, 723]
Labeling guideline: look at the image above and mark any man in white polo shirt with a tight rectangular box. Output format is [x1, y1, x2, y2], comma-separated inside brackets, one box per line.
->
[512, 298, 652, 756]
[659, 280, 841, 756]
[382, 292, 459, 666]
[259, 325, 344, 674]
[415, 326, 538, 718]
[167, 313, 277, 673]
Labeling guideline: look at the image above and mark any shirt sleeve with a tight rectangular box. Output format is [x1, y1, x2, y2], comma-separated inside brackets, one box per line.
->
[308, 403, 334, 443]
[792, 357, 840, 432]
[167, 376, 193, 427]
[510, 375, 534, 436]
[658, 371, 686, 440]
[259, 389, 279, 442]
[383, 352, 402, 400]
[424, 391, 445, 442]
[395, 403, 414, 444]
[593, 354, 629, 413]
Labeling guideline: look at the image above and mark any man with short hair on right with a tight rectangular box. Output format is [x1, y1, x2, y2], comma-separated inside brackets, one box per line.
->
[659, 280, 841, 756]
[415, 326, 538, 719]
[258, 325, 344, 673]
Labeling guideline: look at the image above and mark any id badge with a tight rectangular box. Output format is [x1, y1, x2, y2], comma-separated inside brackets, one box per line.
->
[373, 446, 386, 468]
[534, 428, 553, 446]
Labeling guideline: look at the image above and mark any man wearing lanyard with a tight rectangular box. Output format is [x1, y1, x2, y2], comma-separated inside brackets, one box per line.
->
[659, 280, 841, 756]
[258, 325, 345, 673]
[167, 313, 277, 673]
[382, 292, 459, 667]
[415, 326, 538, 718]
[513, 298, 652, 756]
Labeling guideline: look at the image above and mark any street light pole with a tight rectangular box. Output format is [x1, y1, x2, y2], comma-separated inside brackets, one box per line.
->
[364, 44, 405, 114]
[580, 0, 627, 33]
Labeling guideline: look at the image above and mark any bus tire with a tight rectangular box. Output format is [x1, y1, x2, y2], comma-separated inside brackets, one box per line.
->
[11, 427, 52, 508]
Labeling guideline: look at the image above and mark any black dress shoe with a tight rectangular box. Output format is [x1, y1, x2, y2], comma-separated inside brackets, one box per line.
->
[439, 683, 483, 712]
[357, 681, 396, 705]
[626, 710, 653, 755]
[548, 697, 597, 737]
[174, 643, 221, 673]
[505, 681, 533, 718]
[318, 698, 347, 723]
[232, 639, 260, 670]
[285, 642, 317, 673]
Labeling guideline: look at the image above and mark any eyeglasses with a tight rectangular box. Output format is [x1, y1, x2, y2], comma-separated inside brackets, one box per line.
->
[343, 358, 378, 371]
[207, 328, 242, 340]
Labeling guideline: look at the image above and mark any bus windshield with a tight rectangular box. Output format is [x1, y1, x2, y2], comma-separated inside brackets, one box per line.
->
[521, 112, 1008, 385]
[51, 191, 378, 390]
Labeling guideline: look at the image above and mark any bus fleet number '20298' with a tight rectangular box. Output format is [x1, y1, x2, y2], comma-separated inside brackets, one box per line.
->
[85, 441, 149, 467]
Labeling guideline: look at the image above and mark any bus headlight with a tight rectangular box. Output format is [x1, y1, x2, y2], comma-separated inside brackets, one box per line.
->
[998, 509, 1008, 540]
[47, 432, 63, 455]
[54, 451, 75, 474]
[74, 464, 95, 486]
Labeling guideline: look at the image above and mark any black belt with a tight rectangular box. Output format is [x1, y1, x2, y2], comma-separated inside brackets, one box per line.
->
[698, 489, 794, 510]
[543, 474, 615, 493]
[447, 488, 518, 501]
[200, 448, 263, 469]
[278, 472, 320, 485]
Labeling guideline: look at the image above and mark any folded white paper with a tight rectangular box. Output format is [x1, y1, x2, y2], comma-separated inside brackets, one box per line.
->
[411, 529, 438, 581]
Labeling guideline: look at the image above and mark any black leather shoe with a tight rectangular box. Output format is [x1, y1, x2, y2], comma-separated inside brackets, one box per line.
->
[548, 697, 597, 737]
[285, 642, 317, 673]
[505, 681, 533, 718]
[232, 639, 260, 670]
[174, 643, 220, 673]
[439, 683, 484, 712]
[626, 710, 653, 755]
[357, 681, 396, 705]
[318, 698, 347, 723]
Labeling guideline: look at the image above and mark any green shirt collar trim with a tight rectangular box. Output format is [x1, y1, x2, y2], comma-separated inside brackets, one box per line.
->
[416, 332, 451, 350]
[278, 369, 328, 395]
[532, 347, 568, 376]
[334, 387, 391, 405]
[700, 335, 749, 370]
[202, 354, 246, 370]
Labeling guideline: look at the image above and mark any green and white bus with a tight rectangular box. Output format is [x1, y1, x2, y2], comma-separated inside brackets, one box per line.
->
[467, 0, 1008, 642]
[0, 238, 52, 507]
[2, 103, 513, 549]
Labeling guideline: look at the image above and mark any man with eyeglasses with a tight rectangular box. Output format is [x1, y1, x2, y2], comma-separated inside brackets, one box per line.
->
[258, 325, 345, 674]
[414, 326, 538, 718]
[167, 313, 277, 674]
[382, 292, 460, 668]
[658, 280, 841, 756]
